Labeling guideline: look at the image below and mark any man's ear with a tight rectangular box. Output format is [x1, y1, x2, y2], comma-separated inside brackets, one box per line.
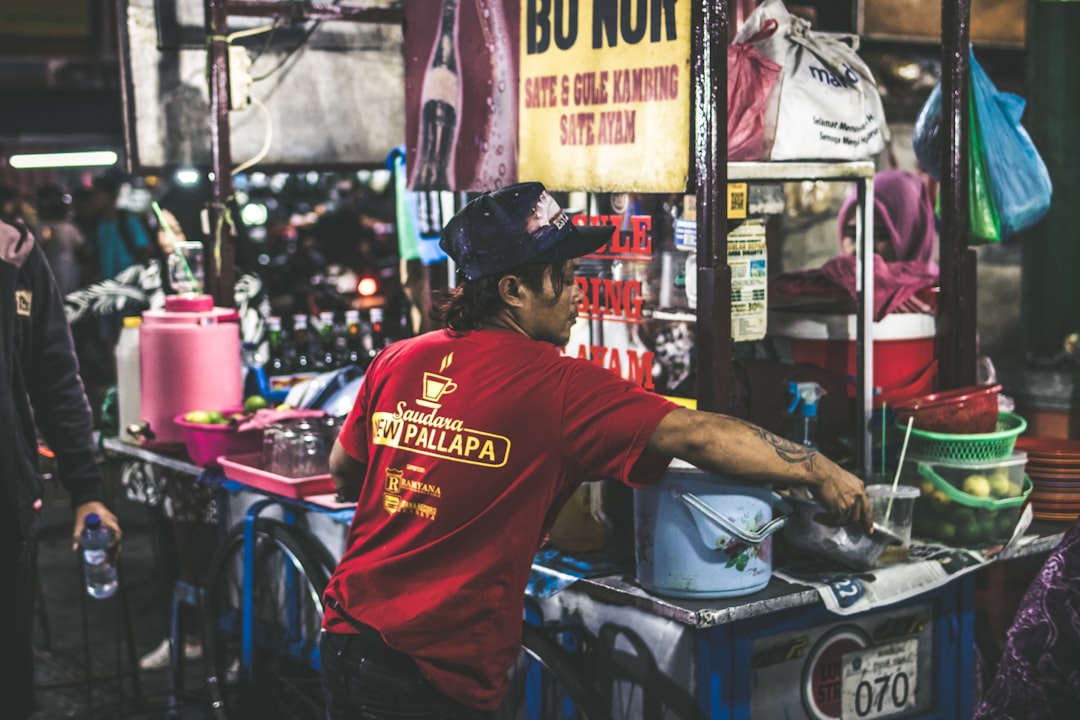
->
[497, 274, 526, 307]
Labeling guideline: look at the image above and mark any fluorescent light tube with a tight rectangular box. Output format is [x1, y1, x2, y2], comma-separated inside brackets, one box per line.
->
[8, 151, 119, 169]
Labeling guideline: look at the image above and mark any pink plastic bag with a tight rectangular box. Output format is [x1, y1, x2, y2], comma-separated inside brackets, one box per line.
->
[728, 21, 782, 161]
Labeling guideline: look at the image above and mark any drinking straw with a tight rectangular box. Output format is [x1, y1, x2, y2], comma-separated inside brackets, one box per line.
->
[886, 415, 916, 522]
[151, 201, 199, 289]
[881, 402, 887, 478]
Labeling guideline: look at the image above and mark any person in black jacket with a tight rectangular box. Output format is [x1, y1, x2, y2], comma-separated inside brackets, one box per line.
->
[0, 216, 121, 719]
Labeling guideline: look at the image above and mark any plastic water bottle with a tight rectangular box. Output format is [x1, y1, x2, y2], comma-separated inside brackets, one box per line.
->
[81, 513, 118, 599]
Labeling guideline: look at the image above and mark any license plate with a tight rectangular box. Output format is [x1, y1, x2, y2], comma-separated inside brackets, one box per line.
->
[840, 639, 918, 719]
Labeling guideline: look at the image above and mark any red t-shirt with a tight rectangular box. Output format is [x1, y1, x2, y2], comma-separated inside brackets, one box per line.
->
[321, 328, 677, 710]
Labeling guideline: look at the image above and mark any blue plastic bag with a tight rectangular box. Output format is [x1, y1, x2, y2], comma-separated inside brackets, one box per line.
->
[970, 49, 1052, 238]
[912, 81, 1002, 243]
[912, 83, 943, 182]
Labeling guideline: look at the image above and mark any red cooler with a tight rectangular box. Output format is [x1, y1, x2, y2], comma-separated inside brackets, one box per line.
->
[769, 311, 937, 407]
[139, 295, 243, 449]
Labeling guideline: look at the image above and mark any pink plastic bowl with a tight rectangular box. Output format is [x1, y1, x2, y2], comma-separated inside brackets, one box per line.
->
[173, 409, 262, 466]
[894, 383, 1002, 435]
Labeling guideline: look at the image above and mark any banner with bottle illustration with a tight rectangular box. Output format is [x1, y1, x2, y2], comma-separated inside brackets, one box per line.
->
[517, 0, 691, 192]
[403, 0, 520, 192]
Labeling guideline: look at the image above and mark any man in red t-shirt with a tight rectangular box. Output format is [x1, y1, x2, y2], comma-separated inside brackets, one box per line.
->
[320, 182, 870, 718]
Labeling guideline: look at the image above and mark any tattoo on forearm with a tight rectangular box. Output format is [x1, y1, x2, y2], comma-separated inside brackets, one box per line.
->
[735, 418, 818, 470]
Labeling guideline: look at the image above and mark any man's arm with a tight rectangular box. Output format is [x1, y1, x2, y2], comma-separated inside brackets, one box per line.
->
[22, 243, 121, 547]
[330, 439, 366, 502]
[647, 408, 871, 530]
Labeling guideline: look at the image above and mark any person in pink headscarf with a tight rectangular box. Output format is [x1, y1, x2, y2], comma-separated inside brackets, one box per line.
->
[837, 169, 938, 269]
[772, 169, 939, 320]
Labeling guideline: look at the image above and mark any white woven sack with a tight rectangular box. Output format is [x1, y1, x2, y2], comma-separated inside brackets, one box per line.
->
[735, 0, 889, 161]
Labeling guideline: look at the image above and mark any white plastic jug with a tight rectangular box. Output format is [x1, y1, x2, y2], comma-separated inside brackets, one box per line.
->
[634, 459, 790, 599]
[116, 316, 142, 444]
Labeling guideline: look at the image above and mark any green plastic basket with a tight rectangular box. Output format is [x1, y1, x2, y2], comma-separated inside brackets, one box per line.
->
[900, 412, 1027, 463]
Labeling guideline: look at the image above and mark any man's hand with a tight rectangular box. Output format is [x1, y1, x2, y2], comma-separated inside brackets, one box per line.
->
[72, 501, 122, 552]
[648, 408, 872, 532]
[810, 466, 872, 533]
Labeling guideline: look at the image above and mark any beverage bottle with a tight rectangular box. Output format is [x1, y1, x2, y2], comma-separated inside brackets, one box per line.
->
[344, 309, 362, 367]
[293, 314, 314, 372]
[116, 316, 142, 444]
[331, 312, 350, 367]
[81, 513, 118, 599]
[367, 308, 386, 364]
[266, 315, 288, 374]
[318, 310, 337, 369]
[411, 0, 462, 190]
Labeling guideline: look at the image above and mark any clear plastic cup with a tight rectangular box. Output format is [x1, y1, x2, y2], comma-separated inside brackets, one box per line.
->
[168, 241, 205, 295]
[867, 484, 921, 562]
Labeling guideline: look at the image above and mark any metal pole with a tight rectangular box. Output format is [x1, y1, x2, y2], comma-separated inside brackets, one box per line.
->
[205, 0, 236, 305]
[692, 0, 730, 414]
[938, 0, 975, 390]
[856, 176, 875, 480]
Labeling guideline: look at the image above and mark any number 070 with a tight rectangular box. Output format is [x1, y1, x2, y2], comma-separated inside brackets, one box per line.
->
[855, 671, 911, 717]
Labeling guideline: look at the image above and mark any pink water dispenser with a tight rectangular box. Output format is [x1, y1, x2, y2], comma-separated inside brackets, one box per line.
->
[139, 294, 243, 449]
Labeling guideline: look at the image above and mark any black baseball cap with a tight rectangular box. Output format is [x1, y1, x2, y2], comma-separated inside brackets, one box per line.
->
[440, 182, 613, 281]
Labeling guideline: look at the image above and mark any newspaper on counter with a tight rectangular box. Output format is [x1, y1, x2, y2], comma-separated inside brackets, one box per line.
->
[775, 504, 1035, 616]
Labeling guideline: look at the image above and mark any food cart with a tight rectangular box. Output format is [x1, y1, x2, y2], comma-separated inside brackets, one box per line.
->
[105, 0, 1063, 718]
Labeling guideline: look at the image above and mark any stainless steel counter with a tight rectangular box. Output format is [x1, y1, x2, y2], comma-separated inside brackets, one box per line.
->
[101, 435, 1068, 630]
[101, 436, 203, 477]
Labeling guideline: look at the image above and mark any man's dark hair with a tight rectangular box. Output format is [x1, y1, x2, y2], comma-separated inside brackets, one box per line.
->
[431, 259, 569, 333]
[37, 184, 70, 221]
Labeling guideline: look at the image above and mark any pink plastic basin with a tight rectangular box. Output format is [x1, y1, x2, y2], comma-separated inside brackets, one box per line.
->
[174, 410, 261, 466]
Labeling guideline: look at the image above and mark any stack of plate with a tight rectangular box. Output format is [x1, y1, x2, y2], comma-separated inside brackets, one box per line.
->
[1015, 436, 1080, 521]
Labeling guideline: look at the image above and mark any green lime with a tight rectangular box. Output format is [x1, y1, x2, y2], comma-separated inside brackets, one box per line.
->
[243, 395, 270, 413]
[962, 475, 992, 498]
[949, 505, 976, 526]
[996, 511, 1017, 537]
[936, 522, 957, 543]
[989, 471, 1012, 498]
[207, 410, 226, 425]
[184, 410, 212, 424]
[956, 519, 983, 545]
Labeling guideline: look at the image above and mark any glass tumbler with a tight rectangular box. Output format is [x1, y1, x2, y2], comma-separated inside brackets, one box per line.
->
[271, 427, 301, 477]
[297, 428, 328, 477]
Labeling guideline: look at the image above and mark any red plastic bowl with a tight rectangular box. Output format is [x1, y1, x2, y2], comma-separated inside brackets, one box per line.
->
[173, 408, 262, 466]
[894, 383, 1002, 434]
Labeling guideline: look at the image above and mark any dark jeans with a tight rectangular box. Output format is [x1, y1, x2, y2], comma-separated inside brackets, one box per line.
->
[319, 631, 491, 720]
[0, 541, 36, 719]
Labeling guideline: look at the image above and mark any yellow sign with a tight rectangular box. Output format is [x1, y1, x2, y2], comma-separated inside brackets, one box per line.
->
[727, 183, 748, 220]
[518, 0, 691, 192]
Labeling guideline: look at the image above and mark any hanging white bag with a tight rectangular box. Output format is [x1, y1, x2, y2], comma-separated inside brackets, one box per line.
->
[735, 0, 889, 161]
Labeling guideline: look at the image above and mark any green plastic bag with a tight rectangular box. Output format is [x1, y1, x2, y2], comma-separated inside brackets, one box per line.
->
[922, 81, 1001, 243]
[967, 83, 1001, 243]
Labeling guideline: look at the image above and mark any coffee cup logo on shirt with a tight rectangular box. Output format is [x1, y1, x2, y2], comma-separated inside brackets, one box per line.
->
[419, 371, 458, 409]
[371, 354, 511, 468]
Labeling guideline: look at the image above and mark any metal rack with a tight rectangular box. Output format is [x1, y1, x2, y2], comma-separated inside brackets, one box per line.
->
[727, 160, 877, 479]
[693, 0, 974, 478]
